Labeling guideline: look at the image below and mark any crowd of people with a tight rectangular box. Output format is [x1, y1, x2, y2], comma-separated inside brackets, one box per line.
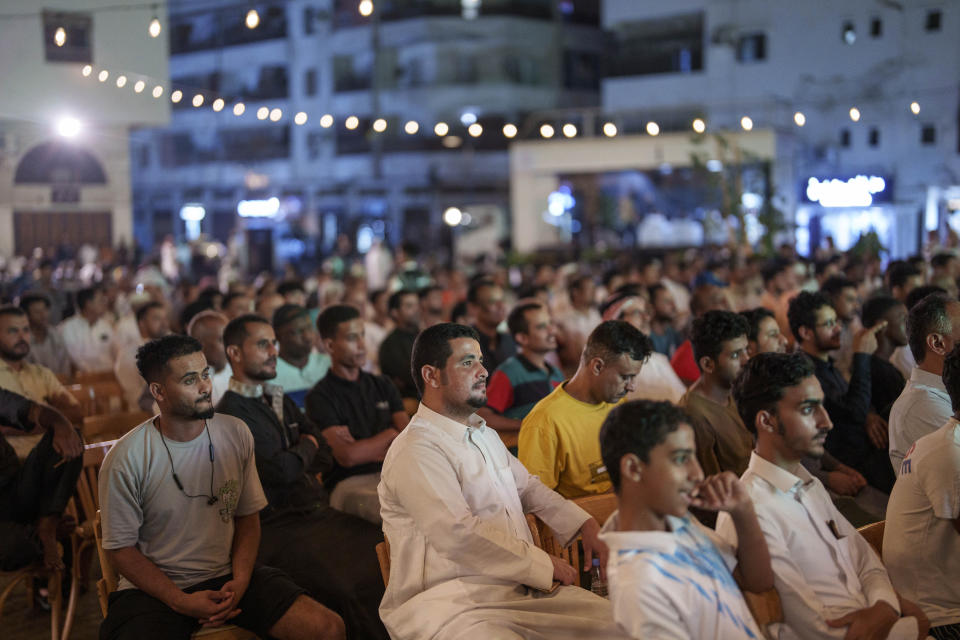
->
[0, 240, 958, 639]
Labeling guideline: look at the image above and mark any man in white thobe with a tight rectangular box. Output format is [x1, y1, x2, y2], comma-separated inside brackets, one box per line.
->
[378, 323, 627, 640]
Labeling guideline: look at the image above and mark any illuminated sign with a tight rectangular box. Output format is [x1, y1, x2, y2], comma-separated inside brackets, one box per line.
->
[804, 175, 891, 208]
[237, 197, 280, 218]
[179, 203, 206, 221]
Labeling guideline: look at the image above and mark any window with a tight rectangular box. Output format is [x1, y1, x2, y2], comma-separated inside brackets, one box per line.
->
[43, 11, 92, 63]
[305, 68, 317, 96]
[736, 33, 767, 62]
[868, 127, 880, 147]
[304, 6, 315, 34]
[870, 17, 882, 37]
[840, 128, 851, 147]
[925, 9, 942, 32]
[841, 20, 856, 44]
[922, 124, 936, 145]
[307, 131, 324, 159]
[609, 12, 704, 77]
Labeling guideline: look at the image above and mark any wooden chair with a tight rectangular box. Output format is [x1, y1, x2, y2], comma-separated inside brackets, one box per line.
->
[498, 431, 519, 450]
[94, 512, 257, 639]
[0, 554, 70, 640]
[82, 411, 150, 444]
[74, 370, 118, 385]
[66, 382, 128, 417]
[739, 585, 784, 640]
[857, 520, 885, 558]
[528, 493, 618, 587]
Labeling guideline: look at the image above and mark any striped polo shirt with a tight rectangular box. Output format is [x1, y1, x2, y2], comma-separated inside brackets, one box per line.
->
[485, 354, 564, 420]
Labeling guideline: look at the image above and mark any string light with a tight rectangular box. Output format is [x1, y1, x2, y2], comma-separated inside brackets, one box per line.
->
[211, 98, 224, 111]
[502, 123, 518, 138]
[358, 0, 374, 16]
[794, 112, 806, 126]
[692, 118, 706, 133]
[345, 116, 359, 130]
[294, 111, 308, 125]
[434, 122, 449, 136]
[192, 94, 204, 107]
[134, 80, 145, 93]
[170, 89, 183, 103]
[245, 9, 260, 29]
[404, 120, 419, 134]
[54, 27, 66, 47]
[152, 85, 163, 98]
[233, 102, 245, 116]
[740, 116, 753, 131]
[646, 121, 660, 136]
[540, 124, 555, 138]
[148, 15, 161, 38]
[256, 106, 269, 120]
[849, 107, 861, 122]
[116, 75, 127, 88]
[269, 108, 282, 121]
[910, 101, 920, 115]
[372, 117, 387, 132]
[603, 122, 618, 137]
[81, 65, 92, 77]
[468, 123, 482, 137]
[98, 70, 109, 82]
[562, 123, 577, 138]
[320, 114, 334, 128]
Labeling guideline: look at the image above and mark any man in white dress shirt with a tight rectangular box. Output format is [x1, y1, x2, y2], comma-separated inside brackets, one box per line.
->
[889, 293, 960, 472]
[719, 352, 929, 640]
[59, 285, 114, 373]
[378, 323, 628, 640]
[883, 346, 960, 638]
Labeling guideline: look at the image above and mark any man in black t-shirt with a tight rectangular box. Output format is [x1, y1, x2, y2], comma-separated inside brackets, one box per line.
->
[306, 305, 409, 525]
[377, 289, 420, 399]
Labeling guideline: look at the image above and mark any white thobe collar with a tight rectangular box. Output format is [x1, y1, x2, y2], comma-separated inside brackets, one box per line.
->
[745, 451, 816, 497]
[415, 402, 487, 442]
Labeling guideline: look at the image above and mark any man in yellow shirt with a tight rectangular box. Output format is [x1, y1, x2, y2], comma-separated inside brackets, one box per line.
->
[519, 320, 651, 497]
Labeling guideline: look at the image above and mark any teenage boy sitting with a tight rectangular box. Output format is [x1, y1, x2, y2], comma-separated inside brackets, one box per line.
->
[598, 399, 774, 639]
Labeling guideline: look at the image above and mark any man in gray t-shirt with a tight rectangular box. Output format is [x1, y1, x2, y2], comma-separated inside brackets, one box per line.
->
[98, 334, 345, 640]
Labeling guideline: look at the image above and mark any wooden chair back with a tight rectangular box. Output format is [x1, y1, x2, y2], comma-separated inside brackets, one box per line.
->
[75, 441, 116, 525]
[572, 493, 617, 527]
[75, 370, 119, 385]
[82, 411, 150, 444]
[739, 586, 784, 639]
[67, 382, 128, 416]
[375, 538, 391, 587]
[94, 512, 257, 639]
[857, 520, 885, 558]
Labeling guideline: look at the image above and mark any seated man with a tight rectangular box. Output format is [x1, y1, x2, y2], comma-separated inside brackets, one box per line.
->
[59, 285, 114, 373]
[98, 335, 342, 640]
[306, 305, 408, 524]
[598, 400, 774, 639]
[519, 320, 651, 498]
[378, 323, 628, 640]
[0, 388, 82, 572]
[882, 346, 960, 637]
[378, 289, 421, 399]
[272, 304, 330, 408]
[187, 311, 232, 405]
[679, 310, 754, 477]
[478, 302, 564, 440]
[888, 293, 960, 472]
[860, 296, 908, 421]
[21, 293, 71, 377]
[718, 352, 929, 640]
[741, 307, 787, 358]
[114, 301, 170, 411]
[216, 314, 389, 640]
[788, 291, 894, 492]
[468, 278, 516, 374]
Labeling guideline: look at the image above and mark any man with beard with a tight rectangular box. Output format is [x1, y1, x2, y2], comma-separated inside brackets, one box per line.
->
[272, 304, 330, 408]
[788, 292, 894, 492]
[477, 302, 564, 442]
[99, 335, 343, 640]
[306, 305, 408, 524]
[467, 278, 516, 374]
[216, 314, 389, 640]
[378, 323, 629, 640]
[647, 284, 683, 357]
[20, 293, 71, 377]
[519, 320, 651, 498]
[717, 352, 928, 640]
[679, 311, 754, 478]
[187, 311, 232, 405]
[822, 276, 862, 379]
[740, 307, 788, 358]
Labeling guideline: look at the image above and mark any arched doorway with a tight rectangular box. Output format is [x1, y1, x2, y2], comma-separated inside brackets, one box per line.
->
[13, 141, 112, 256]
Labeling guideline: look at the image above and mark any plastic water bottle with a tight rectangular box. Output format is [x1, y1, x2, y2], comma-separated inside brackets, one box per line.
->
[590, 558, 608, 598]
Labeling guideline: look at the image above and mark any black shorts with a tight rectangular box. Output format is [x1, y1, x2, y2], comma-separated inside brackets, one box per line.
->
[100, 565, 306, 640]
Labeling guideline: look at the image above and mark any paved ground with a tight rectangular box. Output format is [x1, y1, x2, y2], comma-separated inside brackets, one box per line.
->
[1, 567, 103, 640]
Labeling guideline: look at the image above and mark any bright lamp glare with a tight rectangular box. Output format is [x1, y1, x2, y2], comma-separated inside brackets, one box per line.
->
[192, 94, 204, 107]
[372, 118, 387, 132]
[404, 120, 419, 134]
[740, 116, 753, 131]
[55, 116, 82, 139]
[54, 27, 66, 47]
[540, 124, 555, 138]
[98, 70, 109, 82]
[345, 116, 359, 130]
[233, 102, 246, 116]
[910, 101, 920, 115]
[443, 207, 463, 226]
[603, 122, 618, 137]
[468, 123, 482, 137]
[320, 114, 334, 128]
[294, 111, 308, 125]
[256, 107, 269, 120]
[358, 0, 374, 16]
[269, 108, 282, 121]
[245, 9, 260, 29]
[81, 65, 92, 77]
[116, 75, 127, 88]
[134, 80, 145, 93]
[794, 112, 806, 126]
[212, 98, 225, 112]
[692, 118, 706, 133]
[149, 17, 161, 37]
[171, 90, 183, 103]
[434, 122, 449, 136]
[562, 124, 577, 138]
[502, 123, 518, 138]
[152, 85, 163, 98]
[849, 107, 861, 122]
[646, 121, 660, 136]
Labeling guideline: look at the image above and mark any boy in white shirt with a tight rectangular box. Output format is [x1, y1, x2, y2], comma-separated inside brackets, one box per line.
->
[883, 346, 960, 638]
[720, 351, 930, 640]
[598, 399, 774, 639]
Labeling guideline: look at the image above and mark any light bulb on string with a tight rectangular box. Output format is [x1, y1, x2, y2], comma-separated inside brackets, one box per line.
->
[152, 85, 163, 98]
[233, 102, 246, 116]
[246, 8, 260, 29]
[434, 122, 449, 136]
[170, 90, 183, 103]
[603, 122, 618, 137]
[646, 121, 660, 136]
[849, 107, 861, 122]
[372, 118, 387, 132]
[404, 120, 419, 134]
[358, 0, 374, 16]
[320, 114, 334, 128]
[502, 123, 518, 138]
[740, 116, 753, 131]
[345, 116, 359, 130]
[116, 75, 127, 88]
[294, 112, 308, 125]
[540, 124, 555, 138]
[257, 106, 269, 120]
[692, 118, 706, 133]
[562, 124, 577, 138]
[269, 108, 282, 121]
[149, 15, 161, 38]
[81, 65, 92, 77]
[134, 80, 145, 93]
[212, 98, 225, 112]
[468, 123, 482, 137]
[910, 102, 920, 115]
[794, 112, 806, 126]
[98, 70, 109, 82]
[54, 27, 66, 47]
[192, 94, 204, 107]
